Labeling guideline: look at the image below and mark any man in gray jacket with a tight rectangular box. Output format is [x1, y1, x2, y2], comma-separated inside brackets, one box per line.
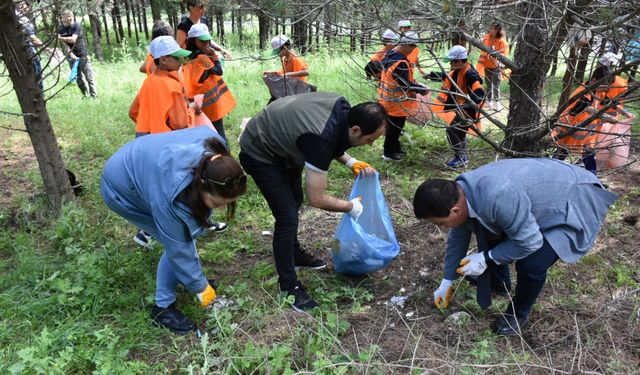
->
[413, 158, 617, 335]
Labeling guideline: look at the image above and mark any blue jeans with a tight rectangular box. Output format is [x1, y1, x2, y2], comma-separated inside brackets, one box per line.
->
[100, 176, 195, 308]
[239, 151, 303, 291]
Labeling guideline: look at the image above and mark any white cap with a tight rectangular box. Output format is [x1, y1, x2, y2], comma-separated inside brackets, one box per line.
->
[598, 52, 622, 67]
[271, 35, 290, 50]
[149, 36, 191, 59]
[187, 23, 213, 41]
[445, 45, 468, 61]
[381, 29, 399, 42]
[398, 31, 419, 45]
[398, 20, 411, 28]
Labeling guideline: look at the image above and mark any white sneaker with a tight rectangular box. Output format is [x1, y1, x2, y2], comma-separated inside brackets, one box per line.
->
[495, 101, 504, 111]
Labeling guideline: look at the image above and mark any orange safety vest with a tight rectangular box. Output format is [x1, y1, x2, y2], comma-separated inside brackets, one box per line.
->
[406, 47, 420, 66]
[595, 75, 627, 119]
[477, 34, 509, 69]
[370, 45, 393, 63]
[431, 63, 483, 134]
[377, 57, 418, 117]
[129, 69, 195, 134]
[182, 54, 237, 122]
[552, 86, 598, 151]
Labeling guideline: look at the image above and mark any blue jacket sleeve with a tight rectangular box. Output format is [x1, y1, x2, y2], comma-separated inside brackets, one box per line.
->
[151, 203, 208, 293]
[487, 189, 544, 264]
[443, 225, 473, 280]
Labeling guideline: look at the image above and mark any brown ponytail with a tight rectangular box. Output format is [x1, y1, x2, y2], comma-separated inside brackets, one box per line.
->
[188, 137, 248, 227]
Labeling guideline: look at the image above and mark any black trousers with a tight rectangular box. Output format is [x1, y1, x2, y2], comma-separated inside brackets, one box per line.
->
[212, 118, 226, 143]
[383, 115, 406, 155]
[239, 151, 306, 291]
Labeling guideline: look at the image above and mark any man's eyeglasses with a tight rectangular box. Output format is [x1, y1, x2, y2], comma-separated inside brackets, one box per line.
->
[208, 174, 247, 187]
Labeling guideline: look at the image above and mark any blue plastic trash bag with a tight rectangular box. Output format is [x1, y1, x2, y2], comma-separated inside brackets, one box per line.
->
[332, 173, 400, 275]
[68, 58, 79, 83]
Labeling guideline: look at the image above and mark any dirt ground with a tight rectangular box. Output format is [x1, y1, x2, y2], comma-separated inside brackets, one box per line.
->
[2, 129, 639, 373]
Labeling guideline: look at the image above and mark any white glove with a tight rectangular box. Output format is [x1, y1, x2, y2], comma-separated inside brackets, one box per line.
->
[433, 279, 454, 309]
[456, 252, 487, 277]
[348, 197, 363, 221]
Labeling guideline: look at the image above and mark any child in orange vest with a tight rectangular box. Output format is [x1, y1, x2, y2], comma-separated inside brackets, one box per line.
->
[129, 36, 197, 137]
[138, 21, 174, 75]
[182, 23, 237, 142]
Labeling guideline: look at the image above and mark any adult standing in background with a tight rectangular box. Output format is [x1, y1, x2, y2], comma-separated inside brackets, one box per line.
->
[175, 0, 232, 60]
[58, 10, 97, 98]
[476, 21, 509, 111]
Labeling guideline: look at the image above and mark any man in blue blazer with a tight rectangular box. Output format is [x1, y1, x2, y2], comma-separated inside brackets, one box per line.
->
[413, 158, 617, 336]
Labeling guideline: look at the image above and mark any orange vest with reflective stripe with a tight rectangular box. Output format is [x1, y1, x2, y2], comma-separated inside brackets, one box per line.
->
[370, 45, 392, 62]
[182, 54, 237, 122]
[552, 86, 598, 150]
[477, 34, 509, 69]
[595, 75, 627, 119]
[431, 63, 483, 133]
[377, 58, 418, 117]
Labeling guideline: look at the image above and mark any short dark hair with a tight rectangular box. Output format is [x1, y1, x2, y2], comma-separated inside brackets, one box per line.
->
[152, 21, 174, 40]
[347, 102, 388, 135]
[413, 179, 459, 218]
[186, 0, 206, 9]
[591, 65, 614, 84]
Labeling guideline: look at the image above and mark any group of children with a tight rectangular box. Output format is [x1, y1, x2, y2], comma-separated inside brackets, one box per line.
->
[367, 20, 633, 173]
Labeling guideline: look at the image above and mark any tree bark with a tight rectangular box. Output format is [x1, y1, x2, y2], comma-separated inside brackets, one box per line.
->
[141, 0, 149, 39]
[87, 0, 104, 61]
[113, 0, 125, 42]
[150, 0, 161, 21]
[238, 11, 243, 46]
[216, 10, 224, 44]
[124, 0, 132, 39]
[0, 4, 74, 212]
[558, 47, 579, 106]
[257, 12, 270, 50]
[130, 0, 139, 45]
[102, 2, 111, 46]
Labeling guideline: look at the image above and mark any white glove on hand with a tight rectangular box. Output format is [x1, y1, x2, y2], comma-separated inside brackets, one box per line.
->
[348, 197, 363, 221]
[456, 252, 487, 277]
[434, 279, 454, 309]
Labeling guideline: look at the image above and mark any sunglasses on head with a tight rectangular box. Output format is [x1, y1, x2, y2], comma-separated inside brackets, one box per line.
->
[208, 174, 248, 187]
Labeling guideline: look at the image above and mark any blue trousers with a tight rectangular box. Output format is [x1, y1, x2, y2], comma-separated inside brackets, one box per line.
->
[100, 175, 194, 308]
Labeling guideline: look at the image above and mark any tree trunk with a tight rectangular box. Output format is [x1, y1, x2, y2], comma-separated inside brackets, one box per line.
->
[574, 44, 591, 84]
[150, 0, 161, 21]
[257, 12, 270, 50]
[111, 2, 121, 44]
[216, 10, 224, 44]
[141, 1, 149, 39]
[0, 4, 74, 212]
[231, 10, 235, 34]
[315, 19, 320, 51]
[323, 6, 331, 47]
[558, 47, 579, 106]
[549, 49, 559, 76]
[87, 1, 104, 61]
[114, 0, 125, 42]
[238, 11, 243, 46]
[124, 0, 132, 39]
[503, 0, 550, 154]
[349, 27, 356, 52]
[102, 2, 111, 46]
[130, 0, 139, 45]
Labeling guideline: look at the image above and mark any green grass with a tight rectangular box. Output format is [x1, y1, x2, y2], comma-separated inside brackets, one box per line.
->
[1, 42, 639, 373]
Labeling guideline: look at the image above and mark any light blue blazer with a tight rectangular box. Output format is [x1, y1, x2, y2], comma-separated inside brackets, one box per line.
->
[100, 126, 224, 293]
[443, 158, 618, 281]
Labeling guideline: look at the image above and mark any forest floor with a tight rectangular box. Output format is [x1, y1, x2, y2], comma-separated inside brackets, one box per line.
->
[1, 56, 639, 374]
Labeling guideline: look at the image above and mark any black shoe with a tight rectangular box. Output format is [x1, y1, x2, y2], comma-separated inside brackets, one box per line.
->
[133, 230, 152, 248]
[150, 303, 196, 334]
[494, 314, 529, 336]
[294, 250, 327, 270]
[382, 152, 404, 161]
[207, 221, 228, 233]
[283, 281, 319, 312]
